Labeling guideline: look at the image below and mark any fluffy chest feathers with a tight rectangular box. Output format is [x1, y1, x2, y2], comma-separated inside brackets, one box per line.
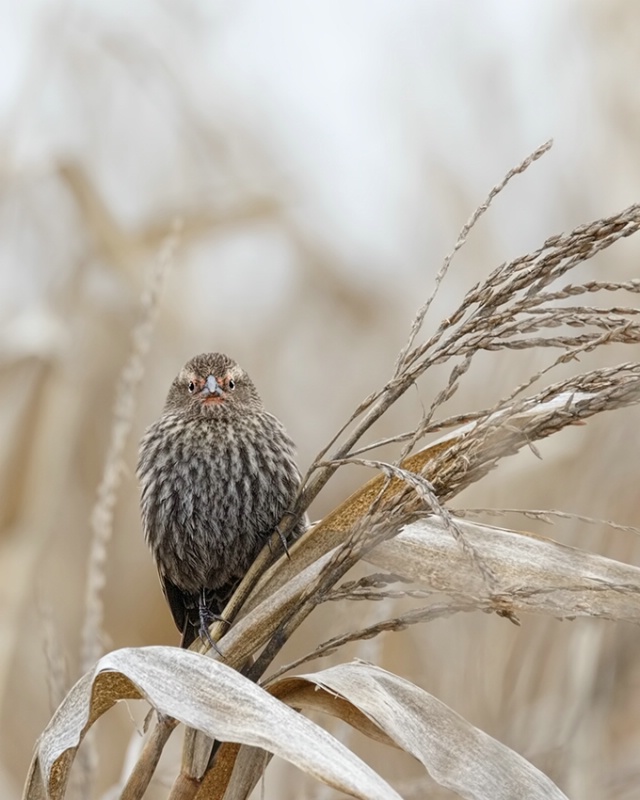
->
[137, 410, 301, 594]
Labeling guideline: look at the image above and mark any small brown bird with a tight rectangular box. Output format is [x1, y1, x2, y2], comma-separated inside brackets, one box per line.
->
[137, 352, 303, 647]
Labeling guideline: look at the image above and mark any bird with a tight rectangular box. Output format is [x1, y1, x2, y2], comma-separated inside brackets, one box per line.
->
[137, 352, 303, 648]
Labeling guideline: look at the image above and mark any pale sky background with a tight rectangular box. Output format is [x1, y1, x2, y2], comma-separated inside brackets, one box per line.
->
[0, 0, 626, 323]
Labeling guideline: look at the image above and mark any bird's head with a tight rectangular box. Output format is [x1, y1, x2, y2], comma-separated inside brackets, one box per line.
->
[164, 352, 262, 417]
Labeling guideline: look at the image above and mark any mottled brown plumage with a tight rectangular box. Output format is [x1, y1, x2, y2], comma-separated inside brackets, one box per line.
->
[137, 352, 302, 647]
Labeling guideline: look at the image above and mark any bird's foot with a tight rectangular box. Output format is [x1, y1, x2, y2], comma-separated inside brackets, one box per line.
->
[198, 591, 225, 653]
[198, 619, 222, 654]
[273, 513, 297, 559]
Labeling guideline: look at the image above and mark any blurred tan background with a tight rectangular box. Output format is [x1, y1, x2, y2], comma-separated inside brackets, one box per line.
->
[2, 1, 640, 798]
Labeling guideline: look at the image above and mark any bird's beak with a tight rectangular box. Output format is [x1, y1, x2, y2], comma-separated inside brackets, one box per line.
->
[202, 375, 223, 398]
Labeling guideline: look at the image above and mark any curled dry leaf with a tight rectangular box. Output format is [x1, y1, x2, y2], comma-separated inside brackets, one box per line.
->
[369, 517, 640, 623]
[22, 647, 402, 800]
[272, 661, 569, 800]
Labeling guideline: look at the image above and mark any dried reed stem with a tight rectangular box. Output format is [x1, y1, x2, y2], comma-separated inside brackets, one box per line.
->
[81, 223, 181, 673]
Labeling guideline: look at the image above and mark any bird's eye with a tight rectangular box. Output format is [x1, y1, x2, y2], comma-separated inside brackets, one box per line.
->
[228, 379, 235, 390]
[187, 381, 196, 393]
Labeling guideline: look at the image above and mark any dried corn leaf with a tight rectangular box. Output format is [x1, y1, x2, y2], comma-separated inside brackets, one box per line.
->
[367, 517, 640, 621]
[23, 647, 402, 800]
[272, 661, 568, 800]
